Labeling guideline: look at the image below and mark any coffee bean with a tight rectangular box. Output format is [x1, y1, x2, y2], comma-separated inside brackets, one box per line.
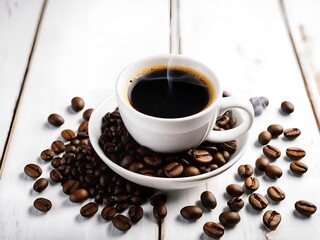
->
[71, 96, 85, 112]
[33, 178, 49, 193]
[295, 200, 317, 216]
[40, 149, 55, 161]
[286, 147, 306, 160]
[69, 188, 89, 203]
[49, 169, 63, 183]
[290, 161, 308, 175]
[227, 197, 244, 211]
[263, 210, 281, 230]
[150, 193, 167, 206]
[263, 145, 281, 160]
[203, 221, 224, 239]
[284, 128, 301, 140]
[249, 193, 269, 210]
[200, 191, 217, 209]
[80, 202, 98, 217]
[164, 162, 183, 178]
[61, 129, 76, 141]
[267, 186, 285, 201]
[244, 177, 259, 191]
[62, 179, 80, 194]
[265, 164, 283, 179]
[281, 101, 294, 114]
[191, 149, 213, 164]
[83, 108, 94, 120]
[128, 206, 144, 223]
[101, 206, 117, 220]
[258, 131, 272, 145]
[226, 184, 244, 197]
[24, 163, 42, 178]
[219, 211, 241, 227]
[250, 96, 269, 116]
[267, 124, 283, 137]
[180, 205, 203, 221]
[212, 152, 226, 167]
[78, 121, 89, 133]
[51, 140, 65, 154]
[220, 140, 237, 154]
[237, 164, 253, 178]
[112, 215, 132, 231]
[33, 197, 52, 212]
[48, 113, 64, 127]
[182, 166, 201, 177]
[143, 154, 162, 168]
[255, 156, 270, 171]
[153, 203, 167, 223]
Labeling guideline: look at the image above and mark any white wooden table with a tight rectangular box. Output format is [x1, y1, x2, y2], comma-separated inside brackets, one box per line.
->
[1, 0, 320, 239]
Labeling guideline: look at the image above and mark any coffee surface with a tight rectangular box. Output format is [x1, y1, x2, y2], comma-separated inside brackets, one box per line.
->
[129, 68, 211, 118]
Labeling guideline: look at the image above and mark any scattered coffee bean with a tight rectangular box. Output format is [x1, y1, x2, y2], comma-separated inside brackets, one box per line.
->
[226, 184, 244, 197]
[112, 214, 132, 231]
[203, 221, 225, 239]
[33, 197, 52, 212]
[263, 210, 281, 230]
[69, 189, 89, 203]
[150, 193, 167, 206]
[80, 202, 98, 217]
[295, 200, 317, 216]
[267, 124, 283, 138]
[219, 211, 241, 227]
[255, 156, 270, 171]
[49, 169, 63, 182]
[101, 206, 117, 220]
[180, 205, 203, 221]
[249, 193, 269, 210]
[267, 186, 285, 201]
[286, 147, 306, 160]
[244, 177, 259, 191]
[33, 178, 48, 192]
[62, 179, 80, 194]
[61, 129, 76, 141]
[284, 128, 301, 140]
[263, 145, 281, 160]
[24, 163, 42, 178]
[258, 131, 272, 145]
[48, 113, 64, 127]
[51, 140, 65, 154]
[83, 108, 94, 120]
[227, 197, 244, 211]
[237, 164, 253, 178]
[71, 96, 85, 112]
[129, 206, 144, 223]
[40, 149, 55, 161]
[265, 164, 283, 179]
[200, 191, 217, 210]
[290, 161, 308, 175]
[153, 203, 167, 223]
[281, 101, 294, 114]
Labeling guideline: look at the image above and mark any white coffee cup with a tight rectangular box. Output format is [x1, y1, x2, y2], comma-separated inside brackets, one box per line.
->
[116, 54, 254, 153]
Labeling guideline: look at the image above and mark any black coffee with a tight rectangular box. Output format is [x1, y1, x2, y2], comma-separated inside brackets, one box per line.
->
[129, 67, 213, 118]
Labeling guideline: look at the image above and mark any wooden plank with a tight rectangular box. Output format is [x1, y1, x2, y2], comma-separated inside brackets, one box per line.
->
[0, 0, 44, 166]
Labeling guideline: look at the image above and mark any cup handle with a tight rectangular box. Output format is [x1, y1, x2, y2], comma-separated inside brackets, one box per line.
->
[206, 97, 254, 143]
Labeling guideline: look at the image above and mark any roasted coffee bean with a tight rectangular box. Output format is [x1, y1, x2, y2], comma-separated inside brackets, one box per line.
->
[71, 96, 85, 112]
[40, 149, 55, 161]
[128, 206, 144, 223]
[112, 214, 132, 231]
[61, 129, 76, 141]
[181, 166, 200, 176]
[33, 197, 52, 212]
[267, 124, 283, 137]
[180, 205, 203, 221]
[265, 164, 283, 179]
[80, 202, 98, 217]
[295, 200, 317, 216]
[267, 186, 285, 201]
[51, 140, 65, 154]
[226, 184, 244, 197]
[62, 179, 80, 194]
[203, 221, 224, 239]
[263, 145, 281, 160]
[48, 113, 64, 127]
[78, 121, 89, 133]
[290, 161, 308, 175]
[24, 163, 42, 178]
[191, 149, 213, 164]
[200, 191, 217, 209]
[128, 162, 145, 173]
[136, 146, 153, 156]
[227, 197, 244, 211]
[216, 115, 230, 128]
[220, 140, 237, 154]
[83, 108, 94, 120]
[212, 152, 226, 167]
[258, 131, 272, 145]
[49, 169, 63, 182]
[130, 195, 145, 206]
[250, 96, 269, 116]
[281, 101, 294, 114]
[255, 156, 270, 171]
[244, 177, 259, 191]
[69, 188, 89, 203]
[249, 193, 269, 210]
[237, 164, 253, 178]
[219, 211, 241, 227]
[150, 193, 167, 206]
[286, 147, 306, 160]
[101, 206, 117, 220]
[164, 162, 183, 178]
[33, 178, 48, 193]
[143, 154, 162, 168]
[263, 210, 281, 230]
[153, 204, 167, 223]
[284, 128, 301, 140]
